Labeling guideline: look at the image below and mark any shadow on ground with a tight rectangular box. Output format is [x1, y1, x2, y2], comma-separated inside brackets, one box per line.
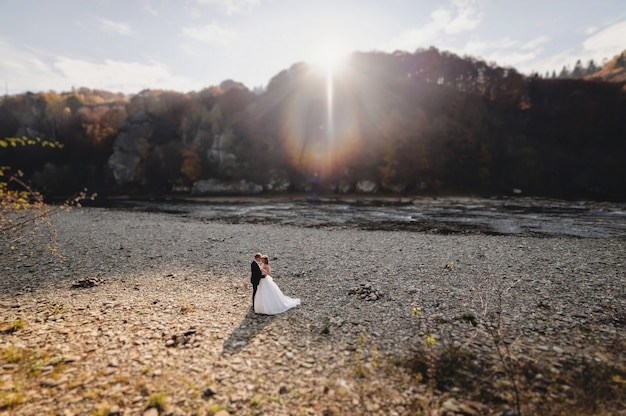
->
[221, 308, 277, 355]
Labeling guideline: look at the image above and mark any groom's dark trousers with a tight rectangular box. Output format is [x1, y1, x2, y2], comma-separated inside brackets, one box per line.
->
[251, 261, 263, 307]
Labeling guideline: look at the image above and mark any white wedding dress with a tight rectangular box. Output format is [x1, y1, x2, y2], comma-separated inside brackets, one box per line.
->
[254, 275, 301, 315]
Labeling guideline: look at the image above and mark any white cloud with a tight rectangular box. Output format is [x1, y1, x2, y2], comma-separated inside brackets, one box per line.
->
[520, 21, 626, 76]
[195, 0, 261, 14]
[462, 37, 519, 59]
[585, 26, 597, 35]
[29, 57, 50, 72]
[463, 40, 487, 54]
[142, 0, 159, 16]
[521, 20, 626, 76]
[180, 23, 237, 46]
[53, 57, 193, 92]
[522, 48, 579, 75]
[443, 0, 483, 35]
[385, 27, 438, 52]
[0, 36, 62, 93]
[98, 18, 137, 37]
[0, 36, 194, 94]
[582, 20, 626, 59]
[521, 35, 550, 51]
[384, 0, 484, 52]
[0, 46, 27, 72]
[487, 51, 538, 68]
[459, 35, 553, 73]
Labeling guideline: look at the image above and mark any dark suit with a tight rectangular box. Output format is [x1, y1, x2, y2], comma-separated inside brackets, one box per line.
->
[251, 260, 264, 307]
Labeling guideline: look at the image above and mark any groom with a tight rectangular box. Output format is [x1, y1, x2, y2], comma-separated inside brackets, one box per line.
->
[250, 253, 265, 309]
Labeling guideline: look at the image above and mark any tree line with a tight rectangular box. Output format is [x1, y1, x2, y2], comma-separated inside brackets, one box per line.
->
[1, 47, 625, 201]
[539, 50, 626, 81]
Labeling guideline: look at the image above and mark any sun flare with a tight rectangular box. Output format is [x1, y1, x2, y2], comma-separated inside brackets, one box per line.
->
[310, 43, 349, 73]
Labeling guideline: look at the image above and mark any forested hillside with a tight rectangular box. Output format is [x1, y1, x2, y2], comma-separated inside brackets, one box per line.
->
[589, 49, 626, 83]
[1, 48, 625, 201]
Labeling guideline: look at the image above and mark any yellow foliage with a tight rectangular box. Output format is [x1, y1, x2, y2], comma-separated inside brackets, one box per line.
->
[1, 135, 86, 257]
[411, 302, 421, 318]
[1, 138, 53, 253]
[613, 375, 626, 386]
[180, 148, 202, 182]
[0, 136, 63, 149]
[423, 334, 436, 346]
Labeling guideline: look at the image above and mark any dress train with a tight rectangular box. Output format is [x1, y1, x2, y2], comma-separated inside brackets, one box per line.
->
[254, 275, 300, 315]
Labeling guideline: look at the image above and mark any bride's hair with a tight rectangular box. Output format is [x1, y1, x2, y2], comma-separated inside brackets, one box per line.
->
[261, 255, 269, 264]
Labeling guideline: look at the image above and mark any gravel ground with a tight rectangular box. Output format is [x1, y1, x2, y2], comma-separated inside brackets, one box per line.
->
[1, 207, 625, 415]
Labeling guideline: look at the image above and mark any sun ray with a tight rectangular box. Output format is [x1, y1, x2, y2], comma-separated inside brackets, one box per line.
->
[275, 52, 400, 185]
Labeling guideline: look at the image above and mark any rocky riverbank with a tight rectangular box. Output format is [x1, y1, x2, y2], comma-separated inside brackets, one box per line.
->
[1, 207, 625, 415]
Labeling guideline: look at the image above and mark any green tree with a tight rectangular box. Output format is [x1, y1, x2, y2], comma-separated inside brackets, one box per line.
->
[585, 59, 598, 76]
[571, 59, 584, 78]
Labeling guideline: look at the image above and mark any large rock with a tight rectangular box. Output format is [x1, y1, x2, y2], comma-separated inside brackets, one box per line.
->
[207, 134, 240, 177]
[191, 179, 262, 195]
[388, 183, 407, 193]
[121, 112, 153, 137]
[336, 180, 354, 194]
[355, 180, 378, 193]
[266, 169, 290, 192]
[108, 135, 145, 184]
[107, 112, 154, 185]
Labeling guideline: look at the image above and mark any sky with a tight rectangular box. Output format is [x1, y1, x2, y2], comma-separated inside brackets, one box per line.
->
[0, 0, 625, 95]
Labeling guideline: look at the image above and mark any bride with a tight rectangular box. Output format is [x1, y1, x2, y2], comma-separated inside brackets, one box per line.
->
[255, 255, 301, 315]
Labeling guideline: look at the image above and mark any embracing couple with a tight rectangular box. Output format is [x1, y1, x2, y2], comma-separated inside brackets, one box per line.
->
[251, 253, 301, 315]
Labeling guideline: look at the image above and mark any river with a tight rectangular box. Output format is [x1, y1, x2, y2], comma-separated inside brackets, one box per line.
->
[105, 195, 626, 238]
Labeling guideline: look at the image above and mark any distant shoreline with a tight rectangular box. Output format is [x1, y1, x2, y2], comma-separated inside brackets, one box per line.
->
[89, 191, 626, 206]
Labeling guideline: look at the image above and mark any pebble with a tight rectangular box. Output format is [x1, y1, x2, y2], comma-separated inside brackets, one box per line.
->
[1, 207, 623, 415]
